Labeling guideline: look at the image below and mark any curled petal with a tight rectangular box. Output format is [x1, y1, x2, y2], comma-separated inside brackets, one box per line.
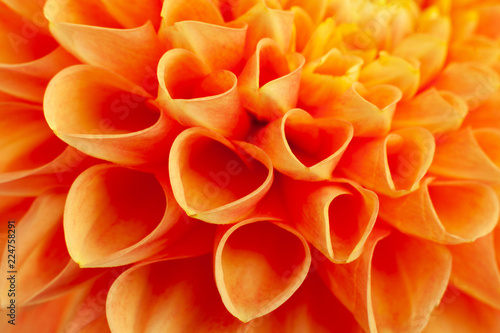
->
[429, 127, 500, 183]
[448, 234, 500, 310]
[301, 18, 336, 62]
[340, 127, 435, 197]
[434, 62, 499, 110]
[64, 164, 189, 267]
[165, 21, 247, 71]
[44, 65, 181, 167]
[289, 6, 315, 53]
[214, 220, 311, 322]
[235, 1, 295, 58]
[44, 0, 163, 90]
[157, 49, 250, 138]
[379, 178, 499, 244]
[423, 287, 500, 333]
[169, 127, 274, 224]
[299, 48, 364, 107]
[392, 88, 468, 135]
[281, 177, 378, 263]
[160, 0, 224, 26]
[107, 255, 244, 333]
[393, 33, 447, 87]
[100, 0, 162, 29]
[1, 0, 49, 33]
[238, 38, 305, 120]
[314, 82, 402, 137]
[359, 52, 420, 101]
[0, 47, 79, 103]
[319, 229, 452, 333]
[252, 108, 352, 181]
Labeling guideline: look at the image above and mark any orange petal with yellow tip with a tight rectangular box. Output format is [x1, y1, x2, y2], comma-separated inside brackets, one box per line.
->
[238, 38, 304, 120]
[107, 255, 245, 333]
[379, 178, 499, 244]
[281, 0, 327, 24]
[313, 82, 402, 137]
[164, 21, 247, 71]
[253, 271, 363, 333]
[434, 62, 499, 110]
[393, 33, 447, 87]
[100, 0, 162, 29]
[160, 0, 224, 26]
[289, 6, 314, 53]
[340, 127, 435, 197]
[416, 6, 451, 41]
[448, 233, 500, 310]
[214, 220, 311, 322]
[319, 229, 452, 333]
[235, 1, 295, 58]
[157, 49, 250, 138]
[0, 47, 78, 103]
[0, 190, 102, 307]
[423, 287, 500, 333]
[462, 89, 500, 130]
[392, 88, 468, 135]
[280, 177, 378, 263]
[169, 127, 273, 224]
[252, 108, 352, 181]
[64, 164, 192, 267]
[429, 127, 500, 183]
[359, 51, 421, 101]
[301, 17, 336, 62]
[44, 65, 181, 168]
[299, 48, 363, 107]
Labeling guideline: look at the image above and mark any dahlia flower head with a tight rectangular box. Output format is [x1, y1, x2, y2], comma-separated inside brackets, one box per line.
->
[1, 0, 500, 332]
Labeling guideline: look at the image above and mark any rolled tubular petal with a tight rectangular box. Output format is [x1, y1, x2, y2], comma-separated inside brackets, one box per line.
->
[423, 287, 500, 333]
[0, 102, 94, 196]
[379, 177, 499, 244]
[238, 38, 305, 120]
[164, 20, 247, 71]
[359, 52, 420, 101]
[299, 48, 364, 107]
[429, 127, 500, 183]
[169, 127, 274, 224]
[44, 0, 163, 90]
[157, 49, 250, 138]
[340, 127, 435, 197]
[214, 220, 311, 322]
[313, 82, 402, 137]
[64, 164, 191, 267]
[392, 88, 468, 135]
[107, 255, 245, 333]
[434, 62, 499, 110]
[281, 177, 378, 263]
[44, 65, 181, 167]
[0, 47, 79, 103]
[448, 233, 500, 310]
[252, 108, 352, 181]
[319, 229, 452, 333]
[0, 190, 102, 307]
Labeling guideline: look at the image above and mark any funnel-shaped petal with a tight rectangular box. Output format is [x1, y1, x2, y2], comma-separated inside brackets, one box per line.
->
[379, 178, 499, 244]
[107, 255, 244, 333]
[340, 127, 435, 197]
[64, 164, 191, 267]
[429, 127, 500, 183]
[313, 82, 402, 137]
[157, 49, 250, 138]
[252, 108, 352, 181]
[214, 220, 311, 322]
[359, 52, 420, 101]
[44, 0, 162, 90]
[169, 127, 273, 224]
[0, 47, 78, 103]
[299, 48, 363, 107]
[281, 177, 378, 263]
[319, 229, 451, 333]
[392, 88, 468, 135]
[238, 38, 305, 120]
[434, 62, 499, 110]
[44, 65, 181, 167]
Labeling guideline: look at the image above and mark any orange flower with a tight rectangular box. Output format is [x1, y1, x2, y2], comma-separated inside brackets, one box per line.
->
[1, 0, 500, 332]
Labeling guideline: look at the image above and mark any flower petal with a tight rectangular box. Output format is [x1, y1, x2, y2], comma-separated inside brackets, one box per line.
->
[214, 220, 311, 322]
